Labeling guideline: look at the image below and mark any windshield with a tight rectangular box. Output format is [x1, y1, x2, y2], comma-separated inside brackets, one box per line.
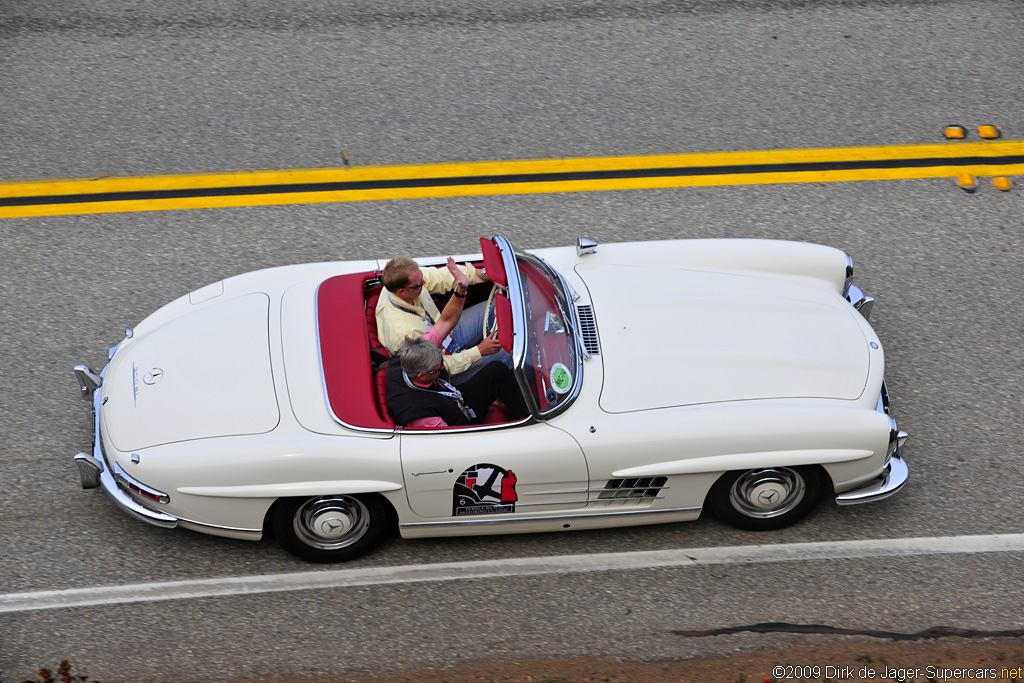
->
[512, 249, 582, 415]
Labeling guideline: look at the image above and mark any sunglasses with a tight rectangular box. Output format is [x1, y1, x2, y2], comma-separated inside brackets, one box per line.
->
[403, 279, 424, 290]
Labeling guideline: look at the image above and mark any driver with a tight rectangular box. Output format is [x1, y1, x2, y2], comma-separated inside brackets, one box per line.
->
[387, 337, 529, 428]
[375, 255, 511, 384]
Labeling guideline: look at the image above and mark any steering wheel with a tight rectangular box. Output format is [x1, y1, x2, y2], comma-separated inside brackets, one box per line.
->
[482, 283, 501, 338]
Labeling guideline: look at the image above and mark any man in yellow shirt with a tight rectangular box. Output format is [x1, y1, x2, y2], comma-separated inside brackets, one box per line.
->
[374, 256, 510, 383]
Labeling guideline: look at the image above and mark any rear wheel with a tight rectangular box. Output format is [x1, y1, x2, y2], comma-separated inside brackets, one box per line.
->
[708, 466, 823, 531]
[272, 494, 387, 563]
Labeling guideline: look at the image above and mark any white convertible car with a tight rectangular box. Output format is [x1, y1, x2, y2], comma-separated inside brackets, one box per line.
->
[73, 236, 908, 562]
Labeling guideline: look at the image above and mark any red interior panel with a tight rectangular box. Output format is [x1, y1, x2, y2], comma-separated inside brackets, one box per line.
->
[479, 237, 507, 287]
[494, 292, 513, 353]
[317, 272, 395, 430]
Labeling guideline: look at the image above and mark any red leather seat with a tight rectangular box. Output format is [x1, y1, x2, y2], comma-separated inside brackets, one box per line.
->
[374, 361, 391, 423]
[364, 286, 390, 363]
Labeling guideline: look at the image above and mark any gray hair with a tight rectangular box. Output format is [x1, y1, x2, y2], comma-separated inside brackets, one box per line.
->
[397, 337, 443, 376]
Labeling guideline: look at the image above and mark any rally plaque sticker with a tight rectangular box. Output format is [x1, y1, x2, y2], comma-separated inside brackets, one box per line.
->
[453, 463, 518, 517]
[549, 363, 572, 394]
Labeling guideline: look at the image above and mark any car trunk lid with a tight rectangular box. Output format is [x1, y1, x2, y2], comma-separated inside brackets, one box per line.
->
[102, 293, 280, 451]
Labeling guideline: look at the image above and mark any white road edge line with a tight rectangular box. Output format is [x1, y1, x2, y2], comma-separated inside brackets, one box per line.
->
[3, 533, 1023, 613]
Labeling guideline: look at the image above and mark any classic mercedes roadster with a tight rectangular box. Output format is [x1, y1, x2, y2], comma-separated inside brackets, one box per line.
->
[73, 235, 908, 562]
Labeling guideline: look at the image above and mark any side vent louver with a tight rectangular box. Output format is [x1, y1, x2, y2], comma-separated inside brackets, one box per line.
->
[597, 477, 668, 500]
[576, 305, 600, 356]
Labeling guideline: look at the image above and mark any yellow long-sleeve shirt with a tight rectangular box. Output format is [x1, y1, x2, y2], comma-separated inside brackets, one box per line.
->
[374, 264, 485, 376]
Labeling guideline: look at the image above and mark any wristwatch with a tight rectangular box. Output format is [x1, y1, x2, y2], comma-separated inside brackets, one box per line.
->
[453, 287, 468, 298]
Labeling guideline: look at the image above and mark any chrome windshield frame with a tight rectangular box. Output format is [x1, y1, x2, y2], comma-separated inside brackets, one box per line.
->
[493, 235, 530, 375]
[493, 235, 585, 420]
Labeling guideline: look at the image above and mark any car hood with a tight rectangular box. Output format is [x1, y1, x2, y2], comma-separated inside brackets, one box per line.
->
[575, 263, 874, 413]
[102, 293, 280, 451]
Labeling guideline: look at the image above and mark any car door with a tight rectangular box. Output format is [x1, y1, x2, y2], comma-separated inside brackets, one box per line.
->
[399, 422, 589, 519]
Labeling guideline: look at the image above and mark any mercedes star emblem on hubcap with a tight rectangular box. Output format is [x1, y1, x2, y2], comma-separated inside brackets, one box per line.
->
[757, 489, 781, 505]
[321, 518, 344, 534]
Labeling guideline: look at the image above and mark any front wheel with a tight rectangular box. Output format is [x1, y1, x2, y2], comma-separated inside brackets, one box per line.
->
[707, 466, 824, 531]
[271, 494, 388, 563]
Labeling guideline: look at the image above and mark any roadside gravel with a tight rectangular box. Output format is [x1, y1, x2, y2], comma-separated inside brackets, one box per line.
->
[213, 639, 1024, 683]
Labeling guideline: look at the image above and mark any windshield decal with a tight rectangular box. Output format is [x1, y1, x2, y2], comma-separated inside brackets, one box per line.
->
[550, 363, 572, 394]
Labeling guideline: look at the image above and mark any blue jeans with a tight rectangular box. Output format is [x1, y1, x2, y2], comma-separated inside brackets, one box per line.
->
[449, 301, 513, 384]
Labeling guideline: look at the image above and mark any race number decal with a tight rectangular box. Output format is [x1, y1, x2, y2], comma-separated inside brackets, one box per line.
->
[453, 463, 518, 516]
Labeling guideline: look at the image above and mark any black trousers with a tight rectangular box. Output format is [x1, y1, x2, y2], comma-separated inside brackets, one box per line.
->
[457, 362, 530, 423]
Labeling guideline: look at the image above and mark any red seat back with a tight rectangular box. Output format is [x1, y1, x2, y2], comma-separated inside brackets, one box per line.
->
[374, 362, 391, 422]
[365, 286, 390, 361]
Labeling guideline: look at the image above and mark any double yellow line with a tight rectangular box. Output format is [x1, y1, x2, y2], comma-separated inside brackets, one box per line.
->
[2, 140, 1022, 219]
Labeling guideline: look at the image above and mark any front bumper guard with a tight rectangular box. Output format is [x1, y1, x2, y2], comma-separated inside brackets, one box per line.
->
[73, 362, 179, 530]
[835, 451, 908, 506]
[835, 379, 909, 506]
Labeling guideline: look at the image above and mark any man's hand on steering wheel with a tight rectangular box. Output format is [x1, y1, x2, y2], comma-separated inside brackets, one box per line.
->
[476, 331, 502, 356]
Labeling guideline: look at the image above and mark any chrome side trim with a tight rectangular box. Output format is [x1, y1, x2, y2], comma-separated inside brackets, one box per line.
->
[514, 498, 594, 507]
[514, 495, 664, 508]
[174, 515, 262, 535]
[399, 505, 701, 529]
[591, 485, 670, 493]
[835, 453, 908, 506]
[520, 487, 589, 496]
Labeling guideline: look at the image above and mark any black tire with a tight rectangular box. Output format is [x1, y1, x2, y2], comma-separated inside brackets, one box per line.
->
[271, 494, 387, 563]
[707, 466, 824, 531]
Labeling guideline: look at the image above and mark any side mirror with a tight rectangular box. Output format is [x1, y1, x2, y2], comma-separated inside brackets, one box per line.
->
[576, 237, 598, 256]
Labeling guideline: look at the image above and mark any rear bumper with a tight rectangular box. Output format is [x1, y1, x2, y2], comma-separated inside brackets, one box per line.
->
[73, 361, 180, 530]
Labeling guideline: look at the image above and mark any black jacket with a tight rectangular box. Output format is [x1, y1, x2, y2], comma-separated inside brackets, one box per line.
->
[385, 362, 471, 427]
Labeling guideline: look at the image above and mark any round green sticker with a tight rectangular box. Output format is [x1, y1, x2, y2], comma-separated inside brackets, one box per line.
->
[550, 363, 572, 394]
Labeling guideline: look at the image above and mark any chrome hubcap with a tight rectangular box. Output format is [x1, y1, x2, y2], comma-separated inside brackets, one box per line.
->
[729, 468, 805, 519]
[293, 496, 370, 550]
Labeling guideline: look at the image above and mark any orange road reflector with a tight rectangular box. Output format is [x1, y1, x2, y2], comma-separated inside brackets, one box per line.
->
[978, 125, 1001, 139]
[993, 176, 1013, 191]
[957, 174, 978, 192]
[944, 125, 966, 139]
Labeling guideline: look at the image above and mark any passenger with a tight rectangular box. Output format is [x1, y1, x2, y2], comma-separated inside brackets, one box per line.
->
[375, 255, 511, 384]
[386, 337, 529, 429]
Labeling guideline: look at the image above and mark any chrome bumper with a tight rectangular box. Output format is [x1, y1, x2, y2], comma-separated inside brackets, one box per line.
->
[73, 361, 180, 530]
[835, 451, 908, 506]
[835, 381, 909, 506]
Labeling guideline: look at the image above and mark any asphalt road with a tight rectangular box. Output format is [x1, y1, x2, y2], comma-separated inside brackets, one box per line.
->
[2, 1, 1023, 681]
